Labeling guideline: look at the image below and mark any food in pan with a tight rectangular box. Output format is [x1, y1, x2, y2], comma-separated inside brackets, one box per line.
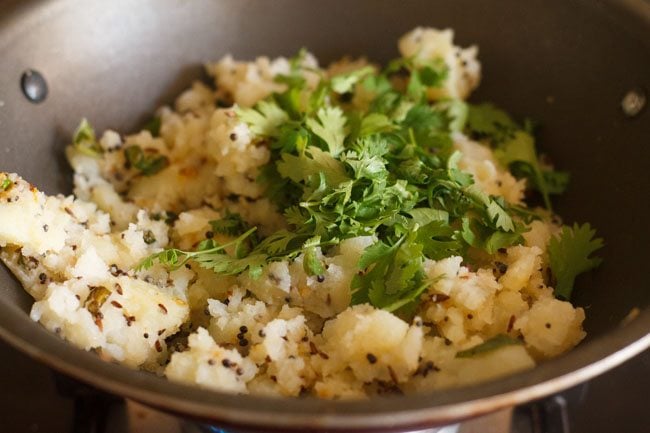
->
[0, 27, 603, 398]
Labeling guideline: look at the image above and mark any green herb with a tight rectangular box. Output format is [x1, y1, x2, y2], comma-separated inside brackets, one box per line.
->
[73, 118, 103, 157]
[209, 212, 259, 257]
[143, 116, 161, 137]
[456, 334, 523, 358]
[466, 103, 517, 143]
[235, 101, 289, 137]
[305, 107, 347, 157]
[85, 285, 111, 316]
[210, 212, 250, 236]
[543, 170, 570, 195]
[302, 236, 326, 276]
[1, 178, 12, 191]
[466, 104, 568, 211]
[138, 49, 595, 312]
[549, 223, 604, 300]
[124, 145, 169, 176]
[137, 227, 266, 278]
[330, 66, 374, 94]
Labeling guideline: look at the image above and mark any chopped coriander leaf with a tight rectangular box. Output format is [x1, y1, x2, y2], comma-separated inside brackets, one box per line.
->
[124, 145, 169, 176]
[456, 334, 523, 358]
[139, 48, 598, 313]
[1, 178, 12, 191]
[210, 212, 251, 236]
[236, 100, 289, 137]
[143, 116, 161, 137]
[543, 169, 570, 195]
[73, 118, 103, 157]
[302, 236, 326, 276]
[305, 107, 347, 157]
[549, 223, 604, 300]
[330, 66, 375, 94]
[466, 103, 568, 211]
[495, 131, 555, 210]
[466, 103, 517, 143]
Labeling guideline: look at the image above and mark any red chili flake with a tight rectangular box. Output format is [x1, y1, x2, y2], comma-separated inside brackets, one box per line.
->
[115, 284, 123, 295]
[125, 315, 135, 327]
[158, 303, 168, 314]
[155, 340, 163, 352]
[507, 315, 516, 333]
[318, 351, 329, 360]
[94, 317, 103, 332]
[110, 300, 123, 309]
[366, 353, 377, 364]
[309, 342, 318, 355]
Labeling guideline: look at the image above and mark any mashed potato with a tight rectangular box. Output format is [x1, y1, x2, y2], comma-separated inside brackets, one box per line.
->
[0, 27, 586, 398]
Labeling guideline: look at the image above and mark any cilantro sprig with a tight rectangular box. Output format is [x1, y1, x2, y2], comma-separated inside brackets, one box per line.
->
[137, 227, 267, 278]
[549, 223, 604, 300]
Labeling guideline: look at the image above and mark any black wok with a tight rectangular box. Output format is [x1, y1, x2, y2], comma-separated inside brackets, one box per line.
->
[0, 0, 648, 431]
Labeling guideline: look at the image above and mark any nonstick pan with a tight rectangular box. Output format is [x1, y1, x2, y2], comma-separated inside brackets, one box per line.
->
[0, 0, 648, 431]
